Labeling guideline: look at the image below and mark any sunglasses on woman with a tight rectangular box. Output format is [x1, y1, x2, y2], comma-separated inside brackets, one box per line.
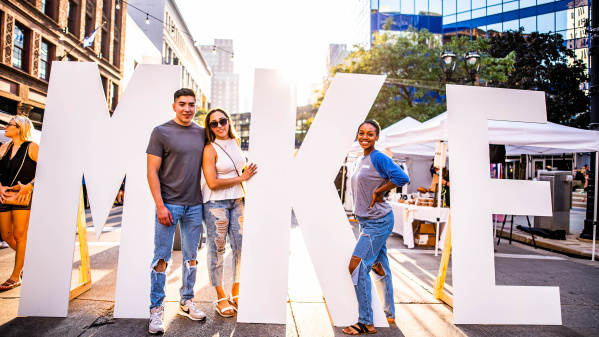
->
[209, 118, 228, 129]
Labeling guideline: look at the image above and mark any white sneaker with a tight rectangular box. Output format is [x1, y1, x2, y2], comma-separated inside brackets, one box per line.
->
[0, 241, 9, 249]
[149, 306, 165, 334]
[178, 299, 206, 321]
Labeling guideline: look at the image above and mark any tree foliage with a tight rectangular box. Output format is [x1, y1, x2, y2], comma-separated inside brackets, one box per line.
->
[194, 108, 208, 126]
[315, 21, 514, 129]
[488, 28, 589, 128]
[295, 112, 313, 144]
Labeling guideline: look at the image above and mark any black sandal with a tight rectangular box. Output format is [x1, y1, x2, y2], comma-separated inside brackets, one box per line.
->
[342, 322, 377, 335]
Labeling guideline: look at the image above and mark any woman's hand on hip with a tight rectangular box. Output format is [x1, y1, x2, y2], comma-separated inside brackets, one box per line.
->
[241, 163, 258, 181]
[370, 191, 385, 209]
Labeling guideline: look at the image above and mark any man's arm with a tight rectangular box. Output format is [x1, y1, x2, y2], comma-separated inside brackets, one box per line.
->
[147, 153, 173, 226]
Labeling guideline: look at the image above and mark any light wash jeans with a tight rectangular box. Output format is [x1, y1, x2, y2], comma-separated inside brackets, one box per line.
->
[203, 198, 244, 287]
[352, 211, 395, 325]
[150, 203, 203, 310]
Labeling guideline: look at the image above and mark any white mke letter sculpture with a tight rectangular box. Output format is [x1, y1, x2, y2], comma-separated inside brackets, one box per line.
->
[447, 84, 561, 325]
[19, 62, 180, 318]
[18, 66, 561, 326]
[238, 70, 390, 326]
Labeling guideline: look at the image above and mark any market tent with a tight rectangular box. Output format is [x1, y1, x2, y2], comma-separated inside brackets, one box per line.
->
[350, 116, 420, 152]
[385, 112, 599, 154]
[348, 117, 435, 193]
[349, 116, 437, 157]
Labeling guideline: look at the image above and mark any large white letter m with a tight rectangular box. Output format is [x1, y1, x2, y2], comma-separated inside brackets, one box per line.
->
[18, 62, 180, 318]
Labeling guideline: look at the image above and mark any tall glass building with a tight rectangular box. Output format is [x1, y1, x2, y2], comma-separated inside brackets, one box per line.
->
[368, 1, 590, 67]
[371, 1, 444, 39]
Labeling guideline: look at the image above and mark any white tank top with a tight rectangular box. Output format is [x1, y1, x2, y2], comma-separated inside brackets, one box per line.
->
[202, 138, 246, 201]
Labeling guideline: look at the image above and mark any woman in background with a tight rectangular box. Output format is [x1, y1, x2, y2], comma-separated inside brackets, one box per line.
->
[0, 117, 38, 291]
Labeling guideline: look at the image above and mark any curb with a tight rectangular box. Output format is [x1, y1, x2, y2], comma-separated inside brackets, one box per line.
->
[496, 229, 599, 261]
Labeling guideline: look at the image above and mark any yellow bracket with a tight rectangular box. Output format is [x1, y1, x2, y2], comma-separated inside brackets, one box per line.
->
[433, 214, 453, 307]
[69, 187, 92, 300]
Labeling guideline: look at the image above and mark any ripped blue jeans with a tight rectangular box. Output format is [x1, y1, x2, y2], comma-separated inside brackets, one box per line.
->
[150, 203, 203, 310]
[203, 198, 244, 287]
[352, 211, 395, 325]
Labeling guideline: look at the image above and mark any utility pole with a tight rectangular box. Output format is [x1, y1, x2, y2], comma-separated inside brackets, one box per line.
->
[581, 2, 599, 240]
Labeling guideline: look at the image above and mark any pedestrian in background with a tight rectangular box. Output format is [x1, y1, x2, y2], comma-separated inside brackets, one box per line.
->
[0, 117, 38, 291]
[202, 108, 257, 317]
[343, 120, 409, 335]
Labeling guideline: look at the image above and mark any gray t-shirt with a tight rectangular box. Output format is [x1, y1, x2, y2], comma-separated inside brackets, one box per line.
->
[146, 119, 206, 206]
[350, 150, 410, 219]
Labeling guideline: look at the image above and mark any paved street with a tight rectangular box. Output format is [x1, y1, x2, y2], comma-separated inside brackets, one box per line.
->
[0, 205, 598, 336]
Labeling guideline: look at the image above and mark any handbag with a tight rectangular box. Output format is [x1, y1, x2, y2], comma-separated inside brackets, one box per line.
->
[3, 143, 32, 206]
[212, 141, 246, 198]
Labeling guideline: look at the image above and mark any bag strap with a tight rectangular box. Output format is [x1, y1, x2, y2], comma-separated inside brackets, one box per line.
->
[9, 142, 30, 187]
[211, 141, 246, 195]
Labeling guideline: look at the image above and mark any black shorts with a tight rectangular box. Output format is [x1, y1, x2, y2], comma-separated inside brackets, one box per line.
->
[0, 203, 31, 212]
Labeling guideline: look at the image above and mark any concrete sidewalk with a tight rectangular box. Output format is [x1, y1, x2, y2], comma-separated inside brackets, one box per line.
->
[0, 206, 458, 336]
[0, 205, 598, 336]
[494, 208, 599, 260]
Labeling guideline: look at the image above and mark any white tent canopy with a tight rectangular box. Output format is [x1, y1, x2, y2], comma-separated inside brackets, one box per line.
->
[349, 116, 436, 157]
[385, 112, 599, 155]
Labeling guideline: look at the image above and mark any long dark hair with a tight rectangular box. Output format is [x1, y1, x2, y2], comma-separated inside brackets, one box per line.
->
[204, 108, 238, 143]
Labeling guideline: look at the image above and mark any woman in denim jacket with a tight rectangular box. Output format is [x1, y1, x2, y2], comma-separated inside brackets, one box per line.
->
[343, 120, 409, 335]
[202, 108, 257, 317]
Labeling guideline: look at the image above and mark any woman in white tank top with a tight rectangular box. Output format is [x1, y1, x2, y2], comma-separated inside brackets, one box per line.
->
[202, 108, 257, 318]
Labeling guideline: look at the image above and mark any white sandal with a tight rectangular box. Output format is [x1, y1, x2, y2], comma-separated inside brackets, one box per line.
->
[228, 293, 239, 310]
[214, 298, 236, 317]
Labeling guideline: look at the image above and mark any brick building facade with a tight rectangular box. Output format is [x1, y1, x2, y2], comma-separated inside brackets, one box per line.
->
[0, 0, 126, 128]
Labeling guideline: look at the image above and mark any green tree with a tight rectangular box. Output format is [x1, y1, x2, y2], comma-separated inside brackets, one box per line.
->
[488, 28, 589, 128]
[315, 20, 514, 129]
[194, 108, 208, 127]
[295, 113, 313, 145]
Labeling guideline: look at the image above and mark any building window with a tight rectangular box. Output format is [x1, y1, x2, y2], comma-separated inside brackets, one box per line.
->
[101, 28, 109, 59]
[42, 0, 56, 20]
[102, 0, 111, 16]
[112, 32, 120, 67]
[13, 23, 28, 71]
[100, 75, 108, 100]
[67, 1, 80, 37]
[40, 40, 53, 80]
[110, 82, 118, 111]
[85, 0, 96, 37]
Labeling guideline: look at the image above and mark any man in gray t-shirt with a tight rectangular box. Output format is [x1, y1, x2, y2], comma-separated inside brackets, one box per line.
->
[146, 88, 207, 334]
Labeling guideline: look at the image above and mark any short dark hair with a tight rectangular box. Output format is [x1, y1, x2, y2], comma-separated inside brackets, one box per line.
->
[358, 119, 381, 136]
[174, 88, 196, 102]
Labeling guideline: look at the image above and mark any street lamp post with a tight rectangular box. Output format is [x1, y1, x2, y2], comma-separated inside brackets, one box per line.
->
[581, 2, 599, 240]
[440, 49, 481, 84]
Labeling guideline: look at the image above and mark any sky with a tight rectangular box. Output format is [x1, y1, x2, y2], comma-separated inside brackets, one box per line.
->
[175, 0, 358, 110]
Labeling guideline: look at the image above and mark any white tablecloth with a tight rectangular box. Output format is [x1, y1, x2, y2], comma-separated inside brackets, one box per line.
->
[388, 201, 450, 249]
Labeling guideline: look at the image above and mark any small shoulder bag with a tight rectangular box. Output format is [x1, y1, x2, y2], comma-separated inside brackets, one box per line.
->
[4, 143, 33, 206]
[211, 141, 246, 197]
